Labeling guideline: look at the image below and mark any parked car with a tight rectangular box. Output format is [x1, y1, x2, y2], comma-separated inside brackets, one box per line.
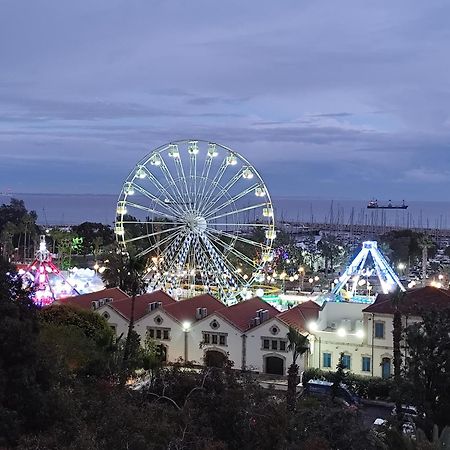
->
[391, 405, 420, 419]
[303, 379, 361, 406]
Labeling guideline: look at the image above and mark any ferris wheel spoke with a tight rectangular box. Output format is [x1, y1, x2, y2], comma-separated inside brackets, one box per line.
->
[196, 156, 229, 213]
[207, 228, 267, 250]
[159, 234, 193, 283]
[139, 165, 185, 216]
[204, 230, 261, 270]
[124, 200, 179, 221]
[121, 220, 181, 225]
[173, 154, 193, 212]
[149, 233, 186, 284]
[158, 156, 190, 215]
[200, 235, 247, 289]
[198, 150, 214, 208]
[206, 202, 269, 222]
[130, 182, 183, 218]
[201, 171, 245, 217]
[123, 225, 185, 244]
[198, 233, 242, 286]
[203, 183, 260, 219]
[209, 222, 267, 227]
[135, 228, 185, 258]
[152, 235, 184, 267]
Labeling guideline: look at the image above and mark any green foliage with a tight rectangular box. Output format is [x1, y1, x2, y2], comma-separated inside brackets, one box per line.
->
[0, 198, 39, 260]
[286, 327, 309, 410]
[70, 222, 114, 256]
[0, 258, 43, 446]
[403, 308, 450, 432]
[39, 304, 114, 347]
[100, 246, 148, 296]
[380, 230, 436, 265]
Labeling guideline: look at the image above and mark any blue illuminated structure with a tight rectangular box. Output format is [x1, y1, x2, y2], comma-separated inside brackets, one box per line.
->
[331, 241, 405, 302]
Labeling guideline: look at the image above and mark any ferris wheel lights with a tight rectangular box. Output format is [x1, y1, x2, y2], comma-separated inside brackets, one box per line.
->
[114, 225, 125, 236]
[116, 201, 127, 215]
[242, 167, 254, 179]
[265, 229, 277, 240]
[207, 143, 218, 157]
[188, 141, 199, 155]
[150, 153, 162, 166]
[263, 207, 274, 218]
[124, 182, 135, 195]
[136, 166, 147, 178]
[255, 186, 266, 197]
[226, 153, 238, 165]
[243, 274, 249, 280]
[168, 144, 180, 158]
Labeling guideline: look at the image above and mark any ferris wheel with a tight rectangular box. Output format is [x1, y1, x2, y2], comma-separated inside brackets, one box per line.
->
[115, 140, 276, 303]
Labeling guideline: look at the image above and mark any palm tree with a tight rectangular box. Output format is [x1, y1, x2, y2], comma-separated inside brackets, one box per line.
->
[119, 253, 147, 386]
[418, 235, 434, 284]
[286, 326, 310, 411]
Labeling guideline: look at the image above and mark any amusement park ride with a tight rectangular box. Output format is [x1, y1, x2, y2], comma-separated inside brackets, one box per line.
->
[328, 241, 405, 303]
[115, 140, 275, 304]
[21, 235, 79, 306]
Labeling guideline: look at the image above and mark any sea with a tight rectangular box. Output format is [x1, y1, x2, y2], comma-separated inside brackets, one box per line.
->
[2, 193, 450, 230]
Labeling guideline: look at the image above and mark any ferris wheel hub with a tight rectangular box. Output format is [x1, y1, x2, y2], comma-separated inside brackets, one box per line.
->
[184, 212, 207, 234]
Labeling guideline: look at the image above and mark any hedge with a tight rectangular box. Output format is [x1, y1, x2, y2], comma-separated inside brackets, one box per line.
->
[302, 368, 394, 400]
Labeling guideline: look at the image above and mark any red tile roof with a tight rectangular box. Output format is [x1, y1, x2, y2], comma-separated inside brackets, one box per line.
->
[218, 297, 280, 331]
[164, 293, 225, 323]
[278, 300, 320, 332]
[58, 287, 129, 310]
[363, 286, 450, 315]
[111, 290, 177, 321]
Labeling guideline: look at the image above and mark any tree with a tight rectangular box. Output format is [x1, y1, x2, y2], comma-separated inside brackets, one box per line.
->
[317, 234, 341, 275]
[119, 254, 148, 386]
[0, 258, 41, 446]
[418, 235, 435, 283]
[71, 222, 114, 258]
[331, 352, 347, 401]
[39, 304, 114, 348]
[404, 308, 450, 432]
[391, 287, 405, 421]
[286, 326, 310, 411]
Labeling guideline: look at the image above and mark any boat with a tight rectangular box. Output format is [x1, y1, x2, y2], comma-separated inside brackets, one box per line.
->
[367, 199, 408, 209]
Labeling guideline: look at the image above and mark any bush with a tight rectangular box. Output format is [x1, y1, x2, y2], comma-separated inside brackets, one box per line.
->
[302, 368, 393, 400]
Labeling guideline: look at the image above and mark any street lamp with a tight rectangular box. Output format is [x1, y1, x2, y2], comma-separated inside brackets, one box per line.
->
[298, 267, 305, 291]
[182, 321, 191, 364]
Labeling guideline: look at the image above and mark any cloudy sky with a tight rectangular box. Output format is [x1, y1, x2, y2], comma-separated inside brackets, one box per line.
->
[1, 0, 450, 200]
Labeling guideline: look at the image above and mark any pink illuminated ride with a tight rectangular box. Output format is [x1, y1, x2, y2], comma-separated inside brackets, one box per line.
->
[20, 235, 79, 306]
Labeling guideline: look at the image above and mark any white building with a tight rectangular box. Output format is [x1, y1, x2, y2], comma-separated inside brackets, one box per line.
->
[61, 286, 450, 379]
[61, 289, 316, 376]
[307, 286, 450, 378]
